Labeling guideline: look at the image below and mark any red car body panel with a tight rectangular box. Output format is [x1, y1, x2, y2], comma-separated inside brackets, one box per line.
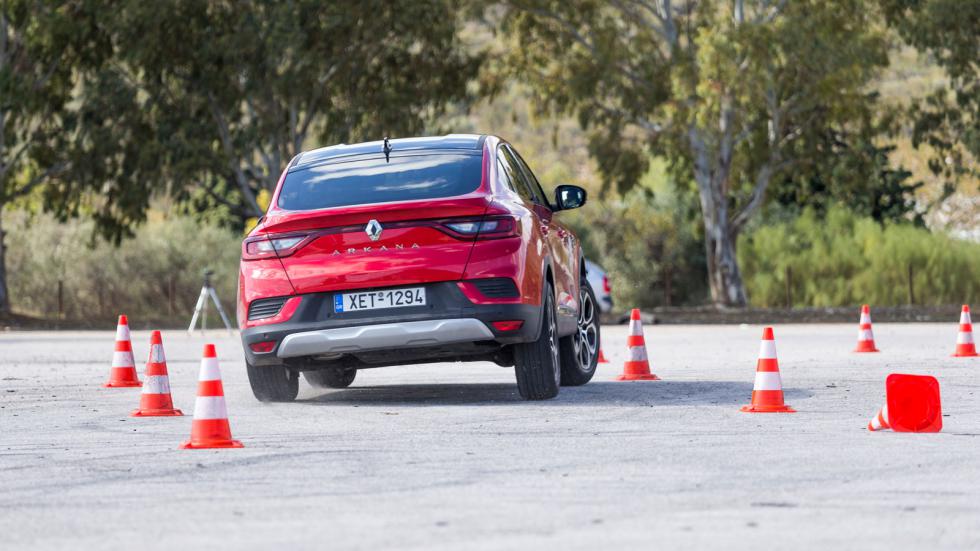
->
[237, 135, 582, 340]
[280, 221, 483, 293]
[237, 258, 297, 328]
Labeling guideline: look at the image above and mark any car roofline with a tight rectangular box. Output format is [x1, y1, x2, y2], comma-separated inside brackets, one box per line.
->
[286, 147, 485, 175]
[290, 134, 488, 171]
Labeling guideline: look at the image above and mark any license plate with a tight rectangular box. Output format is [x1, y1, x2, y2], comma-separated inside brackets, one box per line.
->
[335, 287, 426, 312]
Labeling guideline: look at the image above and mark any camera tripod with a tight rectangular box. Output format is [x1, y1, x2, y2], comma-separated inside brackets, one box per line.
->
[187, 269, 234, 335]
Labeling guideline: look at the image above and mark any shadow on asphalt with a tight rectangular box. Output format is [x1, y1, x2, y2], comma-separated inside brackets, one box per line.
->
[298, 380, 812, 407]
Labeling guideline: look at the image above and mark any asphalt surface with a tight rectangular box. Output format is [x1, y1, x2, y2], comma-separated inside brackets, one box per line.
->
[1, 323, 978, 550]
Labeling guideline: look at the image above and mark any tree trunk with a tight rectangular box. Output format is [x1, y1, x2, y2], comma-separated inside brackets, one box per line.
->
[689, 126, 749, 308]
[0, 207, 10, 316]
[702, 215, 748, 307]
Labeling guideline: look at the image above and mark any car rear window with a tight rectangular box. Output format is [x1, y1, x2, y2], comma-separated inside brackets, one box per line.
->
[277, 153, 483, 211]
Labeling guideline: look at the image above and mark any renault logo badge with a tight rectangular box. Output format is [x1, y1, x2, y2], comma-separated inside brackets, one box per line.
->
[365, 219, 383, 241]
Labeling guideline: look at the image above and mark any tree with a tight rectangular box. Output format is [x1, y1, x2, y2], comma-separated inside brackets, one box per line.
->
[878, 0, 980, 187]
[495, 0, 892, 306]
[769, 104, 923, 224]
[0, 1, 102, 316]
[71, 0, 479, 224]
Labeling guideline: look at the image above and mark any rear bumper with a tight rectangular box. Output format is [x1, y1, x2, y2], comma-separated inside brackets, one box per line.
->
[277, 318, 494, 358]
[241, 281, 540, 367]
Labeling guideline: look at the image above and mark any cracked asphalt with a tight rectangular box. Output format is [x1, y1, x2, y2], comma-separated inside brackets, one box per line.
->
[1, 323, 978, 550]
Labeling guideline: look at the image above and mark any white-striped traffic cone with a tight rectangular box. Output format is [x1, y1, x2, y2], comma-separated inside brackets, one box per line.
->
[179, 344, 243, 449]
[741, 327, 795, 413]
[614, 308, 660, 381]
[105, 314, 142, 387]
[854, 304, 880, 353]
[867, 374, 942, 433]
[953, 305, 978, 357]
[867, 404, 890, 431]
[131, 331, 182, 417]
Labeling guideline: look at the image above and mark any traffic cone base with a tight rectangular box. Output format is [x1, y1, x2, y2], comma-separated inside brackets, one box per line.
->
[105, 373, 142, 388]
[741, 403, 795, 413]
[180, 417, 242, 448]
[180, 441, 243, 449]
[132, 407, 183, 417]
[854, 341, 880, 353]
[614, 370, 660, 381]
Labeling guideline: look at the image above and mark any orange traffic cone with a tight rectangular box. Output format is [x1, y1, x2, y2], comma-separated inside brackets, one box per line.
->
[867, 404, 891, 431]
[131, 331, 182, 417]
[105, 314, 142, 387]
[867, 374, 942, 432]
[615, 309, 660, 381]
[741, 327, 794, 413]
[180, 344, 243, 449]
[597, 348, 609, 363]
[854, 304, 880, 353]
[953, 305, 978, 357]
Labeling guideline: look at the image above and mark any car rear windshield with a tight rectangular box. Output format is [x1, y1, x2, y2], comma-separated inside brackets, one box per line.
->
[277, 153, 483, 211]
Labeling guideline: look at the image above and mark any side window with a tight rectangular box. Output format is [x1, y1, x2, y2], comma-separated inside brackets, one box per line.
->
[498, 147, 536, 205]
[507, 146, 551, 208]
[496, 159, 516, 193]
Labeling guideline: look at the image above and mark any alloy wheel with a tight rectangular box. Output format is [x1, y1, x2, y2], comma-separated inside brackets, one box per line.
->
[573, 289, 598, 369]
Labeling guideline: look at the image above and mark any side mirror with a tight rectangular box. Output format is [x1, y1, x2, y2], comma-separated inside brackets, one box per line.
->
[555, 185, 587, 211]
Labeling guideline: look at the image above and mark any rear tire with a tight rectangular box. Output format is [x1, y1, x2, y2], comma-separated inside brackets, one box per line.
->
[304, 367, 357, 389]
[514, 283, 561, 400]
[559, 278, 600, 386]
[246, 361, 299, 402]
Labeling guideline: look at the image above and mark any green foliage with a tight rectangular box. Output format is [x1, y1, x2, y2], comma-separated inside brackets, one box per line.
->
[5, 211, 241, 325]
[565, 185, 707, 309]
[770, 106, 924, 223]
[0, 2, 86, 202]
[1, 1, 109, 313]
[493, 0, 907, 306]
[879, 0, 980, 185]
[0, 0, 479, 315]
[65, 0, 480, 228]
[738, 206, 980, 307]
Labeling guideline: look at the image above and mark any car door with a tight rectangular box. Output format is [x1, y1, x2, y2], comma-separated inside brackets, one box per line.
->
[503, 145, 579, 335]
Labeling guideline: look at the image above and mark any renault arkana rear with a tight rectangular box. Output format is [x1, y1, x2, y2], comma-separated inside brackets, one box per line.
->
[238, 135, 600, 401]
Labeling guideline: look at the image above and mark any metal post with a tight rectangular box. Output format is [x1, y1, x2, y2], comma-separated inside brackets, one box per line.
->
[785, 266, 792, 308]
[168, 275, 175, 317]
[907, 263, 915, 305]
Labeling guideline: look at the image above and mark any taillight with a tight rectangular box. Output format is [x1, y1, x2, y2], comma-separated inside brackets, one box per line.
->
[242, 233, 312, 260]
[603, 275, 611, 293]
[441, 216, 519, 240]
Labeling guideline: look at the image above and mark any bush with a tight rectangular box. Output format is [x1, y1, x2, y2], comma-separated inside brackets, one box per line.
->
[564, 187, 708, 309]
[6, 211, 241, 327]
[738, 206, 980, 307]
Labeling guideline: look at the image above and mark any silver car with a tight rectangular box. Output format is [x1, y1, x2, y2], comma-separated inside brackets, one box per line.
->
[585, 259, 613, 313]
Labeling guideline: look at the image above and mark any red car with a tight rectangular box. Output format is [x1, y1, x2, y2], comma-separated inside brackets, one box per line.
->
[238, 134, 600, 401]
